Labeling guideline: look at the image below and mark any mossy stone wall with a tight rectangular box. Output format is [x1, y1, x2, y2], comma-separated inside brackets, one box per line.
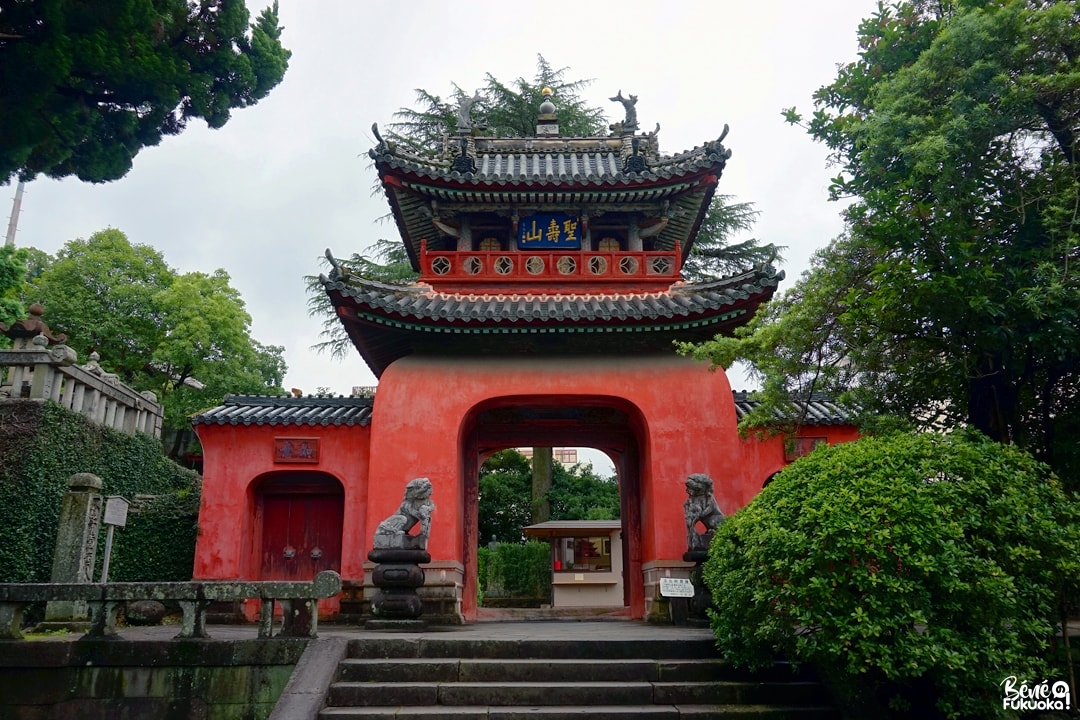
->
[0, 400, 200, 584]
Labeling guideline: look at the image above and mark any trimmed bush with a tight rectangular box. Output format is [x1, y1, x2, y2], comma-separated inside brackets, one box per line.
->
[478, 541, 551, 605]
[705, 430, 1080, 719]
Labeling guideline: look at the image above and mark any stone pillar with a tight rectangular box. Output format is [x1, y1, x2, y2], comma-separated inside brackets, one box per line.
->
[681, 549, 712, 627]
[44, 473, 104, 624]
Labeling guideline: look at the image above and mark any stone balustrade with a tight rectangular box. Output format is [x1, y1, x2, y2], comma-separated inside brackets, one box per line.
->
[0, 343, 163, 438]
[0, 571, 342, 640]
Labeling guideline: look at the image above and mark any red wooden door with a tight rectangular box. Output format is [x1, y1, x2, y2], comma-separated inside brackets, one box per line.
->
[260, 493, 343, 580]
[256, 473, 344, 617]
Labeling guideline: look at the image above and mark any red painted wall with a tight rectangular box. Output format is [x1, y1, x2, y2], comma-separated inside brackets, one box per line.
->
[192, 423, 370, 582]
[364, 353, 858, 618]
[192, 360, 859, 621]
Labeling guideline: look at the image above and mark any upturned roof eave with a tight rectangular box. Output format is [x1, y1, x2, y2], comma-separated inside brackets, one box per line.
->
[372, 153, 725, 194]
[321, 265, 782, 377]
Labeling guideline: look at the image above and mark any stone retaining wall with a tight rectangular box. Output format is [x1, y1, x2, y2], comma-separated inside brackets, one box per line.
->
[0, 638, 308, 720]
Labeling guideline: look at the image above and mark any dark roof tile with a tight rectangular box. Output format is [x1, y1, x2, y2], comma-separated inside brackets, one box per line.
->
[732, 391, 856, 426]
[323, 265, 784, 328]
[192, 395, 373, 428]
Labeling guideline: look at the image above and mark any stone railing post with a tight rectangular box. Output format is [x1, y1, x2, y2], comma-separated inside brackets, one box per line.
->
[42, 473, 104, 627]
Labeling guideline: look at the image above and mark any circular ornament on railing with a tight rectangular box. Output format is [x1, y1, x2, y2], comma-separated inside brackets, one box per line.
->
[557, 256, 577, 275]
[526, 256, 546, 275]
[431, 257, 451, 275]
[588, 256, 608, 275]
[464, 257, 483, 275]
[619, 256, 640, 275]
[494, 256, 514, 275]
[650, 256, 673, 275]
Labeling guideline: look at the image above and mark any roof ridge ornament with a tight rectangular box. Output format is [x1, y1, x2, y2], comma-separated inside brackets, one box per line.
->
[707, 124, 733, 161]
[624, 136, 647, 173]
[610, 90, 639, 135]
[451, 136, 477, 174]
[371, 123, 391, 154]
[456, 90, 483, 134]
[536, 87, 559, 136]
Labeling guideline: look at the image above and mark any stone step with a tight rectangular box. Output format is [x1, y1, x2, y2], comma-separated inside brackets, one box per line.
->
[319, 704, 839, 719]
[326, 680, 830, 708]
[344, 637, 719, 660]
[335, 657, 810, 684]
[319, 632, 838, 720]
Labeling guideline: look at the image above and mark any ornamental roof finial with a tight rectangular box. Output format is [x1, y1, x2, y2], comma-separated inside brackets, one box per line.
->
[537, 87, 559, 136]
[539, 87, 556, 115]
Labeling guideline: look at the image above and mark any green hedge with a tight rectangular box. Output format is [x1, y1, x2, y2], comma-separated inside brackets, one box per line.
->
[705, 430, 1080, 719]
[478, 541, 551, 604]
[0, 400, 200, 584]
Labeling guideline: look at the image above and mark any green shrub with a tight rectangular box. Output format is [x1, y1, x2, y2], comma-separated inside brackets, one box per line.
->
[478, 541, 551, 604]
[0, 401, 200, 583]
[705, 430, 1080, 719]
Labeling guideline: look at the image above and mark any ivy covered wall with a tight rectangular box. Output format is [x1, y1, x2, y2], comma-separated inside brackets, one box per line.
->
[0, 400, 200, 584]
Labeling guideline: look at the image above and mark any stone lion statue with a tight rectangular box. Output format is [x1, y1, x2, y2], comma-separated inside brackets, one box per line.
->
[684, 473, 724, 552]
[373, 478, 435, 550]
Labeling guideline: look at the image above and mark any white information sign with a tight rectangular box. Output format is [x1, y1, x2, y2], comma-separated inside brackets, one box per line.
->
[659, 577, 695, 598]
[103, 496, 130, 527]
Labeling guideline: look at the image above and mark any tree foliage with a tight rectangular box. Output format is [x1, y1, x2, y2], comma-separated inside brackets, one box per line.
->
[0, 0, 291, 183]
[549, 460, 620, 522]
[707, 431, 1080, 719]
[24, 229, 286, 453]
[478, 449, 533, 545]
[0, 244, 26, 331]
[478, 449, 620, 544]
[388, 55, 607, 153]
[680, 195, 781, 281]
[689, 1, 1080, 486]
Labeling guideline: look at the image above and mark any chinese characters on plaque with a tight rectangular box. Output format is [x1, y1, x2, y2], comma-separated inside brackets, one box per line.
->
[274, 437, 320, 463]
[517, 213, 581, 249]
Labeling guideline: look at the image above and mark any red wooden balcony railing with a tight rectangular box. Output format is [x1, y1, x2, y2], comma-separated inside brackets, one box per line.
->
[418, 241, 682, 289]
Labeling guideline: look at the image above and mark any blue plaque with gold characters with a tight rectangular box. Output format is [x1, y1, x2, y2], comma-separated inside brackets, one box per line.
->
[518, 213, 581, 249]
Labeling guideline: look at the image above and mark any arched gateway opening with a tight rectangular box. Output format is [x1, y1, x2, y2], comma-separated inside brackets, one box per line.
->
[461, 397, 646, 618]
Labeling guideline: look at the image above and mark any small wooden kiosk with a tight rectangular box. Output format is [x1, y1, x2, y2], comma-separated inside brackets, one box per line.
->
[524, 520, 623, 608]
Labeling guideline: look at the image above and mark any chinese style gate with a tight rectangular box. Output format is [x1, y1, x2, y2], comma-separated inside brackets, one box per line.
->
[192, 88, 860, 622]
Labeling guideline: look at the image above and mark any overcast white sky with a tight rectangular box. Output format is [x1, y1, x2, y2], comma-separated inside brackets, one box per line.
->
[6, 1, 875, 461]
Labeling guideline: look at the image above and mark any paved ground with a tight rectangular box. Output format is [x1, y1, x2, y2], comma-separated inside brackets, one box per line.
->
[28, 619, 716, 643]
[28, 618, 1080, 643]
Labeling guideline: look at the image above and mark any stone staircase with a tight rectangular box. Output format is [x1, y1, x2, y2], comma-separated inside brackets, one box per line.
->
[317, 632, 838, 719]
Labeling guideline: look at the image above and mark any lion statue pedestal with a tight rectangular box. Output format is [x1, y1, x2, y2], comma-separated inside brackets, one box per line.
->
[366, 478, 434, 629]
[678, 473, 725, 627]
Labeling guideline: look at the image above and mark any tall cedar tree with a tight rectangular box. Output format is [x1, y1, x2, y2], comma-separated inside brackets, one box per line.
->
[0, 0, 290, 183]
